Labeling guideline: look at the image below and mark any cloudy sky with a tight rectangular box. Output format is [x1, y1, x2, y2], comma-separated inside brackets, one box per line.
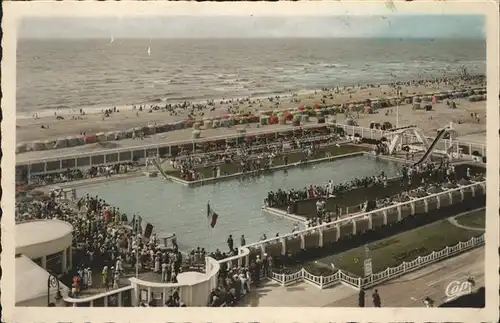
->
[18, 15, 485, 39]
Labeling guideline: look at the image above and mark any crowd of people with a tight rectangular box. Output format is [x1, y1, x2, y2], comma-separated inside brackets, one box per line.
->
[16, 190, 192, 300]
[21, 129, 336, 188]
[171, 132, 338, 169]
[388, 73, 485, 92]
[264, 172, 390, 209]
[208, 253, 273, 307]
[176, 139, 325, 181]
[17, 186, 278, 307]
[265, 159, 475, 221]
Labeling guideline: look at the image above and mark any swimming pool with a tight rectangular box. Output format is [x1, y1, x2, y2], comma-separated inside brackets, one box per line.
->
[77, 155, 400, 252]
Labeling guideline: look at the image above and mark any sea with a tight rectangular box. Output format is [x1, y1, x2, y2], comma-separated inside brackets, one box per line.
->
[17, 38, 486, 115]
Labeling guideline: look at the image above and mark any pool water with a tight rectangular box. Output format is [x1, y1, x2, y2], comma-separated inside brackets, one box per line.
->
[77, 155, 400, 252]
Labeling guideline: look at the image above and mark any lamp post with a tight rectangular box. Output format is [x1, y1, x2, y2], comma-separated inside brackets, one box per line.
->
[47, 272, 62, 307]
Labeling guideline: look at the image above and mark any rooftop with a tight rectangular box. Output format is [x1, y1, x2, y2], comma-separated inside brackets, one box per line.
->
[15, 254, 69, 305]
[16, 219, 73, 249]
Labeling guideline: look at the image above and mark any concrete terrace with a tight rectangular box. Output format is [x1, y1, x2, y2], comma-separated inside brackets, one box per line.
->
[16, 123, 317, 163]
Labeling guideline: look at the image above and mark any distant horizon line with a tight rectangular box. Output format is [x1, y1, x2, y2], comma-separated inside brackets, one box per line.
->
[18, 36, 485, 40]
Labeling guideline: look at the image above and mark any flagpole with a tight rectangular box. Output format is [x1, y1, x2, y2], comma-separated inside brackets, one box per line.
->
[207, 201, 211, 274]
[135, 213, 139, 278]
[396, 88, 400, 129]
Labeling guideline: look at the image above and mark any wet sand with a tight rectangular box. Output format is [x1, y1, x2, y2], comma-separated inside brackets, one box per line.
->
[17, 82, 486, 144]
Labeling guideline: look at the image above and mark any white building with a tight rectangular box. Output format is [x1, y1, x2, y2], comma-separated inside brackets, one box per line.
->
[15, 219, 73, 306]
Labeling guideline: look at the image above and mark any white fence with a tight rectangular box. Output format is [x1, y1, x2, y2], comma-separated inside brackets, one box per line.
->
[16, 123, 485, 173]
[61, 181, 485, 307]
[268, 235, 484, 290]
[241, 181, 485, 257]
[63, 257, 220, 307]
[336, 124, 486, 156]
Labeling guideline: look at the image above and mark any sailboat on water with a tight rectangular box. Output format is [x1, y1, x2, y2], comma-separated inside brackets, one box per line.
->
[110, 34, 114, 44]
[147, 37, 151, 56]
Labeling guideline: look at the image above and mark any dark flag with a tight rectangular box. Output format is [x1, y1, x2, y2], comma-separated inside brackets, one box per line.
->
[144, 223, 154, 239]
[207, 202, 219, 228]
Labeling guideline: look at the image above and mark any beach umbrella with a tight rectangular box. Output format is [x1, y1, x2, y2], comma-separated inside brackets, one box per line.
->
[314, 103, 320, 109]
[222, 114, 231, 119]
[298, 105, 305, 111]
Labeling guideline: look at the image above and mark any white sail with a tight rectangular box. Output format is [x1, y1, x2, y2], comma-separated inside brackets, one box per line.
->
[110, 35, 114, 44]
[147, 36, 152, 56]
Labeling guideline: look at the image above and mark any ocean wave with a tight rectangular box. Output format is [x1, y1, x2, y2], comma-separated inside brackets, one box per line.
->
[216, 73, 238, 80]
[250, 90, 280, 98]
[319, 63, 350, 69]
[152, 79, 171, 85]
[147, 92, 179, 103]
[40, 104, 72, 111]
[169, 79, 189, 85]
[213, 86, 245, 93]
[164, 95, 198, 102]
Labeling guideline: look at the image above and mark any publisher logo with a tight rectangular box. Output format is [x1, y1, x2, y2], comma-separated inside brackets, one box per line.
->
[445, 280, 472, 300]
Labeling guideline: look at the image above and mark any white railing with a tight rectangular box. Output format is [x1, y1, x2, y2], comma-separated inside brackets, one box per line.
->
[63, 256, 220, 307]
[170, 134, 342, 164]
[336, 124, 486, 154]
[17, 123, 332, 165]
[243, 181, 485, 251]
[269, 234, 484, 290]
[62, 181, 485, 307]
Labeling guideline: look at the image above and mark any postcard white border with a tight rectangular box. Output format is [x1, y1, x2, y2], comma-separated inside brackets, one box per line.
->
[2, 1, 499, 323]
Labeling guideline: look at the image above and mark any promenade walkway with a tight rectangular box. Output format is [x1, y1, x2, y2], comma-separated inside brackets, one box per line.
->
[240, 247, 484, 307]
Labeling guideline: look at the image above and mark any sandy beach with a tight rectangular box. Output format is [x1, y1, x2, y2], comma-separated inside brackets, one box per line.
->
[17, 81, 486, 145]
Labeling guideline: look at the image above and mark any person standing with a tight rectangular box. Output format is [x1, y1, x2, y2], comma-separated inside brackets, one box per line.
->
[102, 266, 108, 287]
[161, 262, 168, 282]
[113, 270, 119, 289]
[227, 235, 234, 252]
[358, 288, 365, 307]
[171, 233, 178, 250]
[116, 257, 123, 276]
[372, 289, 382, 307]
[87, 267, 93, 288]
[82, 267, 89, 289]
[154, 255, 160, 273]
[240, 235, 246, 247]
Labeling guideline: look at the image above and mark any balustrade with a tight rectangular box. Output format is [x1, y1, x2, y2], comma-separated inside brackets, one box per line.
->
[63, 182, 485, 307]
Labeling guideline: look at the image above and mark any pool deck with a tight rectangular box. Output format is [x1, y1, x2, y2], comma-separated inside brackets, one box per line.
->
[261, 206, 308, 223]
[165, 151, 367, 187]
[16, 122, 324, 163]
[240, 247, 484, 307]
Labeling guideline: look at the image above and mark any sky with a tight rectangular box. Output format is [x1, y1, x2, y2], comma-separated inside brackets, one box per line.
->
[18, 15, 485, 39]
